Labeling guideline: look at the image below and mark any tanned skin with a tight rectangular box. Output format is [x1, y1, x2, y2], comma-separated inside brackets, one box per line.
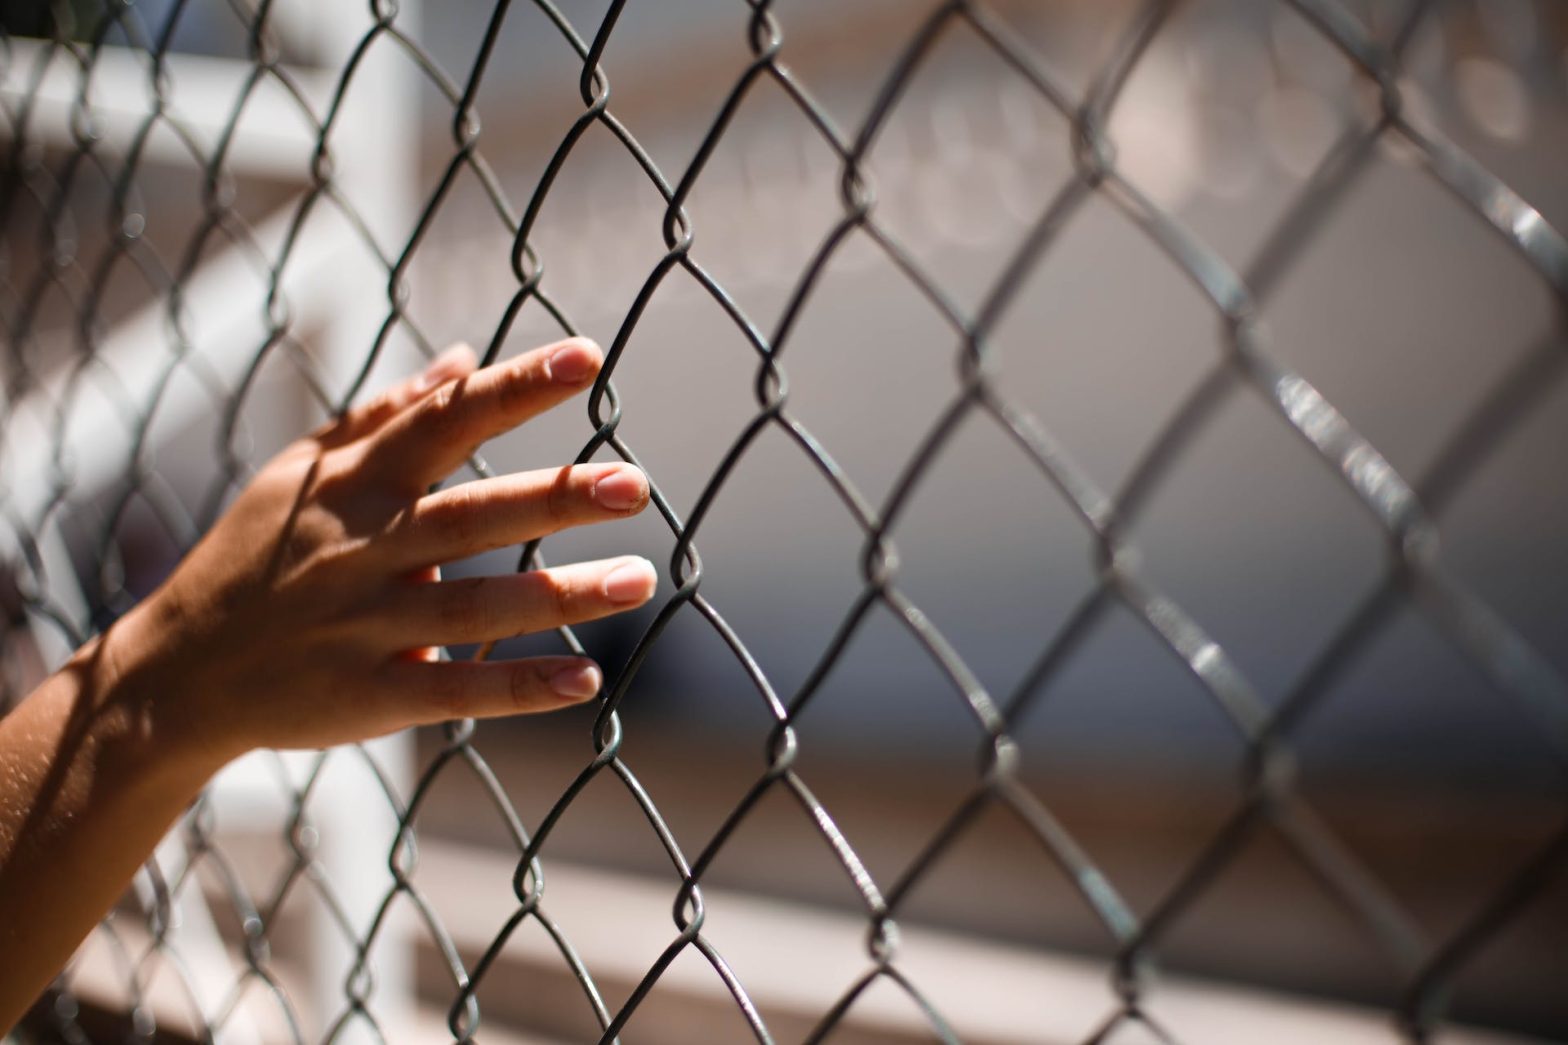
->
[0, 338, 658, 1030]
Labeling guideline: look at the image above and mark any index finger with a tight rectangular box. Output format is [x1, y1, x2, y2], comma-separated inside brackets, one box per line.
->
[367, 337, 602, 491]
[314, 343, 479, 450]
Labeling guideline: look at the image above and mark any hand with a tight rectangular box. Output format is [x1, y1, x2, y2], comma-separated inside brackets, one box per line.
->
[103, 336, 655, 772]
[0, 336, 656, 1027]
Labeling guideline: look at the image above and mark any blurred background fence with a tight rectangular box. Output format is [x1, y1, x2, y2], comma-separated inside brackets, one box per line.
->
[2, 0, 1566, 1042]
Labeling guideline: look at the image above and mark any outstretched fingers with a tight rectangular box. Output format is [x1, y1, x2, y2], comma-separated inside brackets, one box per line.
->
[309, 336, 650, 729]
[368, 337, 604, 491]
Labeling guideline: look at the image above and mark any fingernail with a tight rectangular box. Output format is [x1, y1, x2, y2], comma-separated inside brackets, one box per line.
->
[548, 662, 602, 701]
[603, 557, 657, 604]
[592, 466, 648, 511]
[415, 344, 474, 391]
[547, 340, 601, 385]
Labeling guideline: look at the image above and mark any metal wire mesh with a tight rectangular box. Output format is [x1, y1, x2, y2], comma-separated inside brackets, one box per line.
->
[2, 0, 1566, 1042]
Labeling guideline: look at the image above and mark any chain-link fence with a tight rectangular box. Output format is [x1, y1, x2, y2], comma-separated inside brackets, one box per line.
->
[3, 0, 1566, 1042]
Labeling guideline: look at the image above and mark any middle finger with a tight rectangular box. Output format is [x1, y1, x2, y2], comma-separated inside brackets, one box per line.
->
[386, 462, 649, 571]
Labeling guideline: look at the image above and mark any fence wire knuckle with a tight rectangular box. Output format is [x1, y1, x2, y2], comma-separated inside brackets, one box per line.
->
[3, 0, 1566, 1042]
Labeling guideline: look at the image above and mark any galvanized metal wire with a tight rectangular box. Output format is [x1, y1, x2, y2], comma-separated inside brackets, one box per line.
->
[2, 0, 1566, 1042]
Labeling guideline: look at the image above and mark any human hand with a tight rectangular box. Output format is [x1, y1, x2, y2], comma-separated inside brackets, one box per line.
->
[103, 336, 654, 774]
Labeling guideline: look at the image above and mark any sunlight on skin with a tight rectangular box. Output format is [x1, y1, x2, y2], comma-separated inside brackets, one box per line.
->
[0, 338, 656, 1031]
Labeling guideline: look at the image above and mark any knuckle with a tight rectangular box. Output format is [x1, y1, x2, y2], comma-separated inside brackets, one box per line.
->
[496, 364, 535, 416]
[437, 578, 488, 635]
[508, 664, 539, 710]
[542, 571, 574, 622]
[281, 519, 353, 584]
[544, 471, 574, 527]
[355, 395, 396, 432]
[427, 668, 471, 717]
[422, 384, 464, 442]
[312, 458, 361, 504]
[433, 484, 484, 549]
[432, 381, 459, 414]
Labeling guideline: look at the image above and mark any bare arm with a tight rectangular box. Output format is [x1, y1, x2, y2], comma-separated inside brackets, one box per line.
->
[0, 337, 655, 1029]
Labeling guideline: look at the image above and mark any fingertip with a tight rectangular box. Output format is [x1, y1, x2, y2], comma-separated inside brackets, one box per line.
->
[546, 660, 603, 702]
[591, 464, 649, 512]
[544, 338, 603, 386]
[603, 555, 658, 605]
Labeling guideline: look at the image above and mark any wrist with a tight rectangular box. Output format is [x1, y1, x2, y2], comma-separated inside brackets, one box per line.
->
[86, 592, 239, 793]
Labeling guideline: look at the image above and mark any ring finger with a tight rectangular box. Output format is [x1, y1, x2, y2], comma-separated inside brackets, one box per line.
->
[375, 555, 658, 649]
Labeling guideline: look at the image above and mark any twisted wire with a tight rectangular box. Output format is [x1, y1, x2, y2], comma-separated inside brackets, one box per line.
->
[2, 0, 1564, 1042]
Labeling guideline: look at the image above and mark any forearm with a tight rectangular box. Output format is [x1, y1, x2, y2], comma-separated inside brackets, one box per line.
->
[0, 604, 220, 1030]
